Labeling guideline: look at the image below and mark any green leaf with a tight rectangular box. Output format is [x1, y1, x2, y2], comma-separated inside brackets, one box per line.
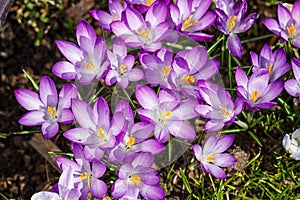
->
[22, 69, 39, 91]
[180, 168, 192, 194]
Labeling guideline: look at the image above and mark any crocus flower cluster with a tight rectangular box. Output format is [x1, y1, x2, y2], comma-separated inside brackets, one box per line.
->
[263, 0, 300, 48]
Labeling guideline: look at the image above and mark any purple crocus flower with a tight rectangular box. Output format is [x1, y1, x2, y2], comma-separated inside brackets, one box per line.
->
[15, 75, 77, 139]
[168, 46, 220, 98]
[111, 2, 169, 52]
[52, 20, 110, 85]
[235, 67, 283, 111]
[195, 80, 243, 133]
[105, 38, 144, 88]
[111, 153, 165, 200]
[140, 47, 173, 89]
[109, 100, 164, 163]
[56, 143, 107, 199]
[215, 0, 259, 58]
[170, 0, 216, 41]
[284, 58, 300, 101]
[263, 1, 300, 48]
[251, 44, 290, 82]
[90, 0, 127, 31]
[193, 134, 236, 179]
[63, 97, 126, 160]
[136, 85, 198, 143]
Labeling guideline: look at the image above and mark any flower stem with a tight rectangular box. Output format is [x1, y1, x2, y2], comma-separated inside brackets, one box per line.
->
[208, 35, 224, 56]
[228, 51, 233, 88]
[241, 34, 274, 44]
[122, 88, 136, 109]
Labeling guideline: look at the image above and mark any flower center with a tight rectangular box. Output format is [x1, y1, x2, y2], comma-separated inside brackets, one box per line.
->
[120, 64, 127, 75]
[182, 15, 199, 31]
[126, 135, 135, 149]
[80, 172, 91, 189]
[131, 175, 141, 186]
[98, 128, 105, 139]
[265, 62, 274, 74]
[146, 0, 155, 6]
[47, 106, 57, 120]
[287, 23, 296, 38]
[136, 28, 150, 39]
[184, 75, 195, 83]
[160, 111, 172, 121]
[219, 106, 231, 117]
[84, 58, 95, 70]
[229, 16, 237, 30]
[251, 90, 261, 102]
[162, 66, 171, 78]
[205, 153, 219, 163]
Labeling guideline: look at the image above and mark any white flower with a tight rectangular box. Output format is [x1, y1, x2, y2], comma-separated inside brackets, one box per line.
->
[283, 129, 300, 160]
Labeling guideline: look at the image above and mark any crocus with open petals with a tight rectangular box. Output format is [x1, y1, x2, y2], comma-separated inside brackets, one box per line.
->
[215, 0, 259, 58]
[170, 0, 216, 41]
[15, 76, 78, 139]
[283, 129, 300, 160]
[251, 44, 290, 82]
[56, 143, 107, 199]
[284, 58, 300, 101]
[52, 20, 110, 85]
[111, 153, 165, 200]
[111, 2, 169, 52]
[195, 80, 243, 133]
[193, 134, 236, 179]
[235, 67, 283, 111]
[263, 1, 300, 48]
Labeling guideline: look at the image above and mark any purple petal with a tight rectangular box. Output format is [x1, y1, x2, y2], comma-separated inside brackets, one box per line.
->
[90, 10, 113, 30]
[31, 191, 60, 200]
[192, 144, 203, 162]
[214, 153, 236, 167]
[57, 109, 74, 124]
[19, 110, 45, 126]
[204, 162, 227, 179]
[292, 58, 300, 82]
[41, 121, 59, 139]
[90, 179, 107, 199]
[111, 180, 127, 198]
[236, 12, 259, 33]
[205, 120, 225, 133]
[194, 104, 213, 118]
[56, 40, 84, 64]
[260, 81, 283, 102]
[227, 34, 243, 58]
[131, 152, 154, 167]
[262, 18, 281, 36]
[214, 134, 235, 153]
[14, 89, 43, 110]
[111, 21, 133, 37]
[58, 83, 78, 109]
[167, 120, 196, 140]
[93, 97, 110, 130]
[71, 99, 95, 129]
[248, 70, 269, 96]
[137, 139, 164, 154]
[250, 51, 259, 67]
[292, 1, 300, 20]
[63, 128, 91, 144]
[187, 32, 214, 42]
[285, 79, 300, 97]
[39, 76, 58, 107]
[128, 68, 144, 82]
[278, 3, 293, 27]
[52, 61, 77, 80]
[135, 85, 158, 109]
[125, 8, 146, 30]
[76, 20, 96, 52]
[235, 67, 248, 89]
[171, 99, 198, 120]
[145, 2, 167, 27]
[113, 38, 127, 57]
[140, 184, 165, 200]
[170, 4, 180, 25]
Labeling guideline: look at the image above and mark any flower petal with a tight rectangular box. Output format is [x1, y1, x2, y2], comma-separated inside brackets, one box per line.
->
[19, 110, 45, 126]
[52, 61, 77, 80]
[41, 121, 59, 139]
[90, 179, 107, 199]
[56, 40, 84, 64]
[39, 76, 58, 107]
[14, 89, 43, 110]
[214, 153, 236, 167]
[135, 85, 159, 109]
[284, 79, 300, 97]
[71, 99, 95, 129]
[227, 34, 243, 58]
[167, 120, 196, 140]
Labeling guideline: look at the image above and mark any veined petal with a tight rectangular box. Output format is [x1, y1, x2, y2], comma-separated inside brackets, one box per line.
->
[137, 139, 164, 154]
[52, 61, 77, 80]
[125, 8, 146, 30]
[284, 79, 300, 97]
[250, 51, 259, 67]
[145, 1, 167, 27]
[205, 120, 225, 133]
[135, 85, 159, 109]
[19, 110, 45, 126]
[214, 134, 235, 153]
[63, 128, 91, 144]
[235, 67, 248, 88]
[58, 83, 78, 109]
[31, 191, 60, 200]
[292, 0, 300, 20]
[204, 162, 227, 179]
[76, 20, 96, 51]
[56, 40, 84, 64]
[262, 18, 281, 36]
[41, 121, 59, 139]
[171, 99, 198, 120]
[111, 180, 127, 198]
[93, 97, 110, 130]
[227, 34, 243, 58]
[260, 81, 283, 102]
[57, 109, 74, 124]
[194, 104, 213, 118]
[167, 120, 196, 140]
[139, 184, 165, 200]
[39, 76, 58, 107]
[192, 144, 203, 162]
[89, 10, 113, 30]
[90, 179, 107, 199]
[214, 153, 236, 167]
[128, 68, 144, 82]
[292, 58, 300, 82]
[71, 99, 95, 129]
[235, 12, 259, 33]
[278, 3, 293, 28]
[14, 89, 43, 110]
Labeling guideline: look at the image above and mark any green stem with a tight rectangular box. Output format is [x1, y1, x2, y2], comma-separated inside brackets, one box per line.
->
[228, 51, 232, 88]
[122, 88, 136, 109]
[240, 34, 274, 44]
[221, 35, 226, 67]
[207, 35, 224, 55]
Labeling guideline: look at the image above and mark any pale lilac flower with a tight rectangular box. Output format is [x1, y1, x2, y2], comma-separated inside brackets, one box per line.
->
[136, 85, 198, 143]
[195, 80, 243, 133]
[170, 0, 216, 41]
[284, 58, 300, 101]
[215, 0, 259, 58]
[90, 0, 126, 31]
[283, 129, 300, 160]
[14, 76, 77, 139]
[52, 20, 110, 85]
[140, 47, 173, 89]
[56, 143, 107, 199]
[31, 166, 82, 200]
[125, 0, 169, 13]
[111, 153, 165, 200]
[251, 44, 290, 82]
[263, 0, 300, 48]
[109, 100, 164, 163]
[63, 97, 126, 160]
[193, 134, 236, 179]
[168, 46, 219, 98]
[111, 2, 169, 52]
[235, 67, 283, 111]
[106, 38, 144, 88]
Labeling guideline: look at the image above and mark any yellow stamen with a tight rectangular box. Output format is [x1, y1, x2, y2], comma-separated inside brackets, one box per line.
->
[98, 128, 105, 139]
[80, 172, 91, 189]
[146, 0, 155, 6]
[160, 111, 172, 121]
[162, 66, 171, 78]
[182, 15, 199, 31]
[47, 106, 56, 117]
[251, 90, 261, 102]
[126, 135, 135, 148]
[131, 175, 141, 186]
[206, 153, 219, 163]
[287, 23, 296, 38]
[229, 16, 237, 30]
[84, 58, 95, 70]
[219, 106, 230, 117]
[120, 64, 127, 75]
[184, 75, 195, 83]
[265, 63, 274, 74]
[135, 29, 149, 39]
